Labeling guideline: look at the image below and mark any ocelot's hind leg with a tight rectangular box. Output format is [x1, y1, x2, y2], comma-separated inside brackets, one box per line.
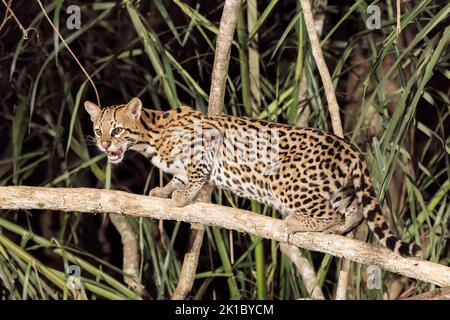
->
[328, 186, 364, 234]
[283, 197, 343, 234]
[284, 214, 343, 234]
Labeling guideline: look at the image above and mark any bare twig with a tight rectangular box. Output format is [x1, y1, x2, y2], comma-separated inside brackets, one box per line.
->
[335, 255, 351, 299]
[1, 186, 450, 287]
[173, 0, 241, 300]
[172, 185, 213, 300]
[299, 0, 342, 137]
[208, 0, 241, 115]
[106, 164, 146, 297]
[280, 243, 325, 300]
[1, 0, 35, 38]
[35, 0, 101, 107]
[0, 0, 12, 33]
[299, 0, 357, 299]
[247, 0, 261, 115]
[296, 0, 327, 127]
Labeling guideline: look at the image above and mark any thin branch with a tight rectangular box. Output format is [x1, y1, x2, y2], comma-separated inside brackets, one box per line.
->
[109, 214, 148, 298]
[299, 0, 357, 299]
[207, 0, 241, 116]
[1, 186, 450, 287]
[247, 0, 261, 115]
[171, 223, 205, 300]
[280, 243, 325, 300]
[35, 0, 101, 107]
[0, 0, 12, 33]
[1, 0, 35, 38]
[172, 185, 213, 300]
[296, 0, 328, 127]
[335, 255, 351, 299]
[299, 0, 343, 137]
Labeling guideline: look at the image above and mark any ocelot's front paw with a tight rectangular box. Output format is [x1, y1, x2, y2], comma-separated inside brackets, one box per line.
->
[171, 189, 193, 207]
[149, 187, 171, 198]
[284, 215, 303, 234]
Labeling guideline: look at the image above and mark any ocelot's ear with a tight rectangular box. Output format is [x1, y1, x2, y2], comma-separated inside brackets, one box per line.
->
[125, 97, 142, 119]
[84, 101, 101, 122]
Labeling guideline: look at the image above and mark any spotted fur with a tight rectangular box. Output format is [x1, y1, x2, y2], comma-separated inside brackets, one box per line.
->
[85, 97, 421, 257]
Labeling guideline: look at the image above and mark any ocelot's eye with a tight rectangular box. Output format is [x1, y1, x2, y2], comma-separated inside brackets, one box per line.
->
[94, 129, 102, 136]
[111, 127, 123, 136]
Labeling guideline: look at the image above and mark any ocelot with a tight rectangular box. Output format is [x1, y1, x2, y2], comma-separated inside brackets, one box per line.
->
[85, 97, 421, 257]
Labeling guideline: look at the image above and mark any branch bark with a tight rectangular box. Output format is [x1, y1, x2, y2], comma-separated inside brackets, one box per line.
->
[172, 186, 212, 300]
[405, 287, 450, 300]
[299, 0, 342, 137]
[247, 0, 261, 116]
[299, 0, 358, 299]
[280, 243, 325, 299]
[208, 0, 241, 116]
[108, 215, 147, 298]
[296, 0, 328, 128]
[173, 0, 241, 300]
[1, 186, 450, 288]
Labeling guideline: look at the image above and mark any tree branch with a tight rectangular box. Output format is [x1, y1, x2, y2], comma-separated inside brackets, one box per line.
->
[299, 0, 358, 299]
[172, 0, 241, 300]
[1, 186, 449, 287]
[108, 214, 148, 298]
[171, 223, 205, 299]
[172, 185, 213, 300]
[280, 243, 325, 299]
[208, 0, 241, 116]
[299, 0, 342, 137]
[405, 287, 450, 300]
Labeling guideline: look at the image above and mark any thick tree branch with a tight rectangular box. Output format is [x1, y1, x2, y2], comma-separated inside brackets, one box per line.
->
[1, 186, 449, 287]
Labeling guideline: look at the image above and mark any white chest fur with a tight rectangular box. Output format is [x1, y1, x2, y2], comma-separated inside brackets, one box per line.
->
[151, 155, 186, 177]
[130, 144, 156, 158]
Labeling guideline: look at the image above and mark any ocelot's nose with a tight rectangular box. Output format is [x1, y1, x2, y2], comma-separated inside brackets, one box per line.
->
[101, 141, 111, 149]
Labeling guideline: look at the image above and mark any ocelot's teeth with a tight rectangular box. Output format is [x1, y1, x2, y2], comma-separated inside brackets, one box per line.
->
[106, 148, 124, 163]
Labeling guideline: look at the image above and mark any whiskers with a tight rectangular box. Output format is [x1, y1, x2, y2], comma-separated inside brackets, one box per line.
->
[83, 136, 100, 149]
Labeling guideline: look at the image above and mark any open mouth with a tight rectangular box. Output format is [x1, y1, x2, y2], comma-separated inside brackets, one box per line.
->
[107, 148, 124, 164]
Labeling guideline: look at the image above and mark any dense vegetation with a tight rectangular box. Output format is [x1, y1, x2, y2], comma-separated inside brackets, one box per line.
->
[0, 0, 448, 300]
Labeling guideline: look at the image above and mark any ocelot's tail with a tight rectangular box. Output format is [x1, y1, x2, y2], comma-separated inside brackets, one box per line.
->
[352, 159, 421, 257]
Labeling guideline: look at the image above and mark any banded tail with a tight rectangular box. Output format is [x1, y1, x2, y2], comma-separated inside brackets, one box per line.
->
[352, 159, 421, 257]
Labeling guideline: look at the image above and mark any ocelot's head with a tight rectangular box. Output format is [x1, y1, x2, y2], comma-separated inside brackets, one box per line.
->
[84, 97, 142, 164]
